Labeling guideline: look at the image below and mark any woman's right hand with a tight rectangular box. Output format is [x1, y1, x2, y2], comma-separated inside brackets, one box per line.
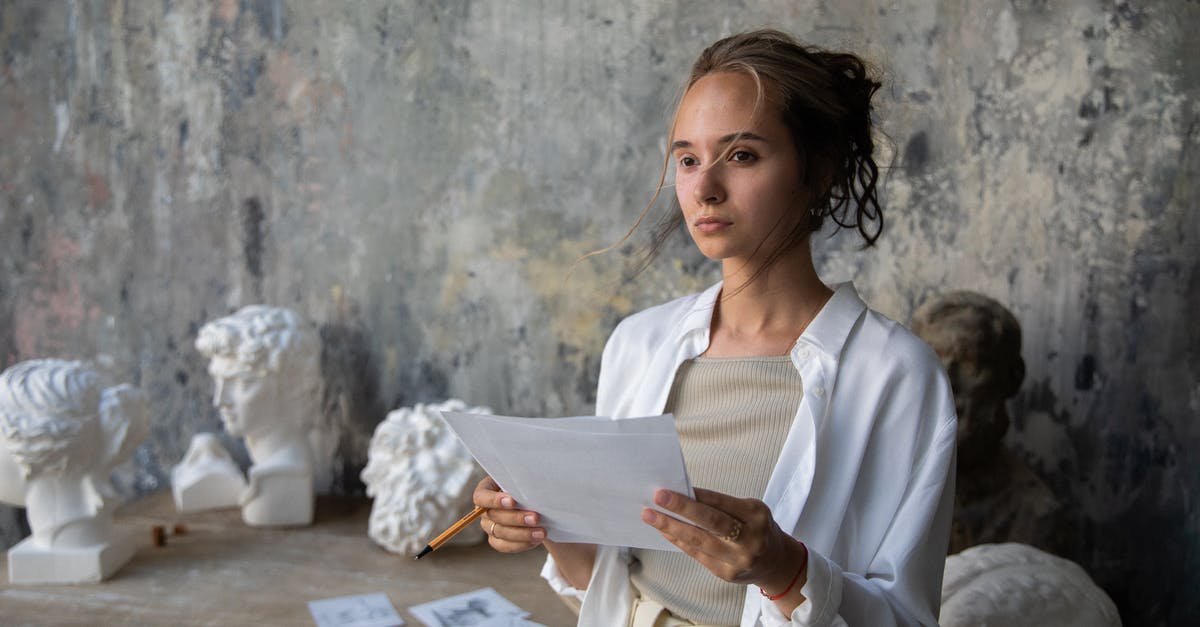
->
[473, 476, 546, 553]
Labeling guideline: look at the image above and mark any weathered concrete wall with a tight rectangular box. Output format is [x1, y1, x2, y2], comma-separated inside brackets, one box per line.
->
[0, 1, 1195, 623]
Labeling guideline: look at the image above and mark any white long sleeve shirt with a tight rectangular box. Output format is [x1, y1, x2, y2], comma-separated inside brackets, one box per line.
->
[542, 282, 957, 626]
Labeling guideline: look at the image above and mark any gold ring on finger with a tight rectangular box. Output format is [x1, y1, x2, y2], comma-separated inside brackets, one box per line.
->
[722, 519, 743, 542]
[489, 520, 498, 536]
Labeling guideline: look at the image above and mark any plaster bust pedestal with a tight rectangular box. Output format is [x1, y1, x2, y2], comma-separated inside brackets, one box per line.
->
[0, 360, 148, 584]
[194, 306, 321, 527]
[7, 523, 136, 585]
[172, 433, 247, 513]
[3, 453, 135, 584]
[239, 432, 314, 526]
[242, 466, 313, 526]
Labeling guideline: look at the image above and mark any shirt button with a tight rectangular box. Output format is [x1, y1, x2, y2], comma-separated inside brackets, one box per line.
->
[812, 386, 825, 397]
[796, 347, 810, 358]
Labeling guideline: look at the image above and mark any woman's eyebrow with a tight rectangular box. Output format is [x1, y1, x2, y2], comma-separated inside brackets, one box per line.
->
[671, 131, 770, 152]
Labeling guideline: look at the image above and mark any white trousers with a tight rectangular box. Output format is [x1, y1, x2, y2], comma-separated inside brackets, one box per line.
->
[627, 594, 726, 627]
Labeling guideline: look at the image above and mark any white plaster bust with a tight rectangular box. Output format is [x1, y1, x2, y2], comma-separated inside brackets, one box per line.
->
[0, 359, 149, 583]
[941, 543, 1120, 627]
[361, 399, 490, 556]
[195, 305, 321, 527]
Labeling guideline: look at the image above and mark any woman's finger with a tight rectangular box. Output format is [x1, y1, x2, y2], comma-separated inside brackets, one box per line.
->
[472, 475, 547, 553]
[652, 489, 744, 539]
[647, 512, 757, 582]
[472, 476, 519, 509]
[641, 507, 727, 559]
[483, 514, 546, 552]
[484, 507, 541, 529]
[693, 487, 755, 516]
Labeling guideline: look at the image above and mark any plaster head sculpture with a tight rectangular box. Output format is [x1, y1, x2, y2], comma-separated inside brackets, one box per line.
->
[911, 291, 1025, 465]
[0, 359, 148, 583]
[361, 399, 490, 556]
[940, 543, 1120, 627]
[195, 305, 321, 526]
[912, 291, 1066, 555]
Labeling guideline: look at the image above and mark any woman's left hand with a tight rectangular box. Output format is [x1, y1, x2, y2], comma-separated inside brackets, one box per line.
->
[642, 488, 808, 597]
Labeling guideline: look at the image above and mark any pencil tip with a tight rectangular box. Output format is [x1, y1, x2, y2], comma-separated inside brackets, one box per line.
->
[414, 545, 432, 560]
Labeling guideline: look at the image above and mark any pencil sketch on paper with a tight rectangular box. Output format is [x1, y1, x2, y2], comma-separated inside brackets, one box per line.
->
[434, 599, 492, 626]
[306, 592, 404, 627]
[407, 588, 528, 627]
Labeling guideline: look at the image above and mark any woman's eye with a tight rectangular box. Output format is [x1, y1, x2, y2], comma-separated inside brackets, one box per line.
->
[730, 150, 756, 163]
[679, 156, 699, 167]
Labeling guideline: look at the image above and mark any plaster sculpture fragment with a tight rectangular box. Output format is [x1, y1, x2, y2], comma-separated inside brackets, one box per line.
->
[195, 305, 321, 527]
[361, 399, 490, 556]
[940, 543, 1120, 627]
[0, 359, 149, 584]
[911, 291, 1068, 555]
[171, 432, 247, 513]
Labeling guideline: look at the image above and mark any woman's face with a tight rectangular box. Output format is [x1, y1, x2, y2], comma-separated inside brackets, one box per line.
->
[672, 71, 807, 267]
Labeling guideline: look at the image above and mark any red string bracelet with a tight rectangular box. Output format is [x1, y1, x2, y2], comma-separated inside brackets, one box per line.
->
[759, 541, 808, 601]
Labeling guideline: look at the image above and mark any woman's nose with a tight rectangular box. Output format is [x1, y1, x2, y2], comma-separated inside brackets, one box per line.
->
[693, 166, 725, 205]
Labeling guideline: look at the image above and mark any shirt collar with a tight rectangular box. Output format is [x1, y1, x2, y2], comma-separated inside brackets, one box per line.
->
[674, 281, 866, 361]
[677, 281, 724, 338]
[797, 282, 867, 361]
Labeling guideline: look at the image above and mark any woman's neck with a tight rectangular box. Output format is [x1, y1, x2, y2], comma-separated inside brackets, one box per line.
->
[707, 245, 832, 357]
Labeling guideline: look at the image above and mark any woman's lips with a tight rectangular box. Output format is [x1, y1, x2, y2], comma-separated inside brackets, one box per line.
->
[694, 215, 732, 233]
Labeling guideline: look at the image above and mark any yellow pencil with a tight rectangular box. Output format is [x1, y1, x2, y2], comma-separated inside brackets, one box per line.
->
[414, 505, 486, 560]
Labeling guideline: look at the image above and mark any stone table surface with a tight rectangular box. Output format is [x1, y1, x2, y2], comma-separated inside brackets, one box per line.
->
[0, 491, 578, 626]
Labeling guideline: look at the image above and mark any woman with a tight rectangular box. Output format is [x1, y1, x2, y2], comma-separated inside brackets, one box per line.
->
[474, 30, 956, 626]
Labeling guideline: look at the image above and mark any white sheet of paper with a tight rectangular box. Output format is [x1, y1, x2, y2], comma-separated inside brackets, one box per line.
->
[438, 411, 693, 552]
[307, 592, 404, 627]
[408, 587, 527, 627]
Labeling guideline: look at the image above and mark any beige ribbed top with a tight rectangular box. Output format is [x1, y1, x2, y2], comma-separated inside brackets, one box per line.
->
[629, 356, 802, 624]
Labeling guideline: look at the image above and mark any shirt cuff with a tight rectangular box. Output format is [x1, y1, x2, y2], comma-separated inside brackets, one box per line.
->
[758, 547, 845, 627]
[540, 553, 588, 603]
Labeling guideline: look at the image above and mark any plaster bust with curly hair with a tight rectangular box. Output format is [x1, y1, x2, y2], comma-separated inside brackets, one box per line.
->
[195, 306, 321, 526]
[0, 359, 148, 582]
[361, 399, 489, 556]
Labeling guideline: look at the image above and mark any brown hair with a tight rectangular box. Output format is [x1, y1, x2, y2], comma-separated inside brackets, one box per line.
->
[589, 29, 885, 281]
